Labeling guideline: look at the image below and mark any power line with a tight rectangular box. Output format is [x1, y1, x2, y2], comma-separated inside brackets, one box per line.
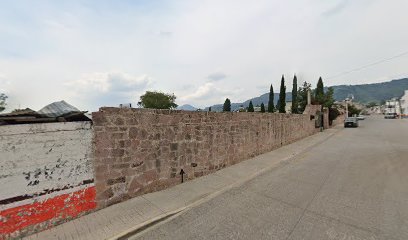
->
[326, 50, 408, 80]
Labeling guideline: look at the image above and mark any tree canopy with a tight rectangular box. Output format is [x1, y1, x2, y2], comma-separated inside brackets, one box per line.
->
[138, 91, 178, 109]
[268, 84, 275, 113]
[366, 102, 378, 108]
[297, 81, 312, 113]
[347, 104, 361, 117]
[223, 98, 231, 112]
[248, 101, 254, 112]
[315, 77, 325, 104]
[278, 75, 286, 113]
[0, 93, 7, 112]
[260, 103, 265, 113]
[291, 75, 298, 114]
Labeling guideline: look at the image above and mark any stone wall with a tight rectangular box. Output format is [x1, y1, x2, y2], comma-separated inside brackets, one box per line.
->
[332, 113, 346, 127]
[92, 108, 319, 208]
[0, 122, 95, 239]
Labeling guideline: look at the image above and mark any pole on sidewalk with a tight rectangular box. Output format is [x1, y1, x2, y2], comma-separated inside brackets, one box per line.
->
[180, 169, 185, 183]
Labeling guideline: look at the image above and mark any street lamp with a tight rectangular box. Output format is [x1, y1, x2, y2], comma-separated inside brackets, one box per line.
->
[344, 94, 354, 117]
[345, 98, 350, 117]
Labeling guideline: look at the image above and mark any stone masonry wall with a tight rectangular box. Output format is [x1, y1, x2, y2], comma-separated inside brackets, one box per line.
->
[332, 113, 346, 127]
[92, 108, 319, 208]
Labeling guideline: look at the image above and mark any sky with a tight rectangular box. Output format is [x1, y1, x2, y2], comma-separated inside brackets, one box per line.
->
[1, 0, 408, 111]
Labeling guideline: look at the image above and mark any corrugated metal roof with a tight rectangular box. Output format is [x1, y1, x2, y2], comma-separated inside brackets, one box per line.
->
[0, 108, 39, 117]
[37, 100, 81, 118]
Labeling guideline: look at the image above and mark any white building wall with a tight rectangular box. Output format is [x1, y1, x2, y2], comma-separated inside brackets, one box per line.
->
[400, 90, 408, 114]
[0, 122, 93, 205]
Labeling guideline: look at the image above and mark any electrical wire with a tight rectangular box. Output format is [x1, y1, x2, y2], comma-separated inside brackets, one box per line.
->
[326, 50, 408, 80]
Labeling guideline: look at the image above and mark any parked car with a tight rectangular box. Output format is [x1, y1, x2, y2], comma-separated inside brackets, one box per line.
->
[357, 115, 365, 120]
[384, 113, 397, 119]
[344, 117, 359, 128]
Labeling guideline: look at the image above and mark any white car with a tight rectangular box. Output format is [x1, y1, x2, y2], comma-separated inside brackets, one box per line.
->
[357, 115, 365, 120]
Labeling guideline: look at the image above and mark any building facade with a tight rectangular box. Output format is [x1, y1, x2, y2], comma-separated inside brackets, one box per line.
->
[400, 90, 408, 115]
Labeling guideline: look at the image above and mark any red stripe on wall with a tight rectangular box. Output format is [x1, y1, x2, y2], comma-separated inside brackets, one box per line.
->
[0, 186, 96, 237]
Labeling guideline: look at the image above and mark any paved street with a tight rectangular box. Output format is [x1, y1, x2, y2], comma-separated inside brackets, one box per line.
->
[131, 116, 408, 240]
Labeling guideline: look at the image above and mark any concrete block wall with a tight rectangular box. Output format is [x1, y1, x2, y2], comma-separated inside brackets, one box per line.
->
[0, 122, 95, 239]
[92, 108, 319, 208]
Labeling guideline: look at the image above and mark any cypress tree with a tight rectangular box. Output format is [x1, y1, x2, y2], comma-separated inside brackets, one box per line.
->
[208, 106, 212, 112]
[291, 75, 298, 114]
[248, 101, 254, 112]
[268, 84, 275, 112]
[223, 98, 231, 112]
[315, 77, 324, 105]
[278, 75, 286, 113]
[260, 103, 265, 113]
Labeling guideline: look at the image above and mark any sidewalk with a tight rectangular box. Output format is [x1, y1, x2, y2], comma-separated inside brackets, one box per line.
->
[24, 127, 341, 240]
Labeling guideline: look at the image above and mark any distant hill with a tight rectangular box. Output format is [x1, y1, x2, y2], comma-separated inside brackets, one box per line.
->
[177, 104, 197, 111]
[205, 78, 408, 111]
[206, 93, 292, 112]
[330, 78, 408, 103]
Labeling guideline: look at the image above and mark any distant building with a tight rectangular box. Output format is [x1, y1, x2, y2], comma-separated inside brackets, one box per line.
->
[384, 98, 401, 117]
[285, 101, 292, 113]
[400, 90, 408, 115]
[119, 103, 132, 108]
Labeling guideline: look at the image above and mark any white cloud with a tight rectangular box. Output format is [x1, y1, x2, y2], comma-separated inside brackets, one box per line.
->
[180, 82, 242, 107]
[322, 0, 350, 17]
[0, 73, 10, 93]
[1, 0, 408, 111]
[65, 72, 152, 110]
[207, 72, 227, 82]
[158, 31, 173, 37]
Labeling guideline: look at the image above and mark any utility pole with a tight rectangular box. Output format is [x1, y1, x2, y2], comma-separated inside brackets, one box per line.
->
[345, 98, 349, 117]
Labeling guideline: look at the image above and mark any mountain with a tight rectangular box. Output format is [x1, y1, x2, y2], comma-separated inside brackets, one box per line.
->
[205, 93, 292, 112]
[177, 104, 197, 111]
[330, 78, 408, 103]
[206, 78, 408, 111]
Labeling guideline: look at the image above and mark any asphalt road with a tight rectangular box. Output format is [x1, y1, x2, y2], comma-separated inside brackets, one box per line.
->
[132, 116, 408, 240]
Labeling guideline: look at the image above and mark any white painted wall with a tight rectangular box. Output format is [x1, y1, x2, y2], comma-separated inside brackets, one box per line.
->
[0, 122, 93, 209]
[400, 90, 408, 114]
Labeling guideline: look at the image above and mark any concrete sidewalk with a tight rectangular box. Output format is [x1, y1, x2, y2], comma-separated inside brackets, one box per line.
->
[24, 127, 341, 240]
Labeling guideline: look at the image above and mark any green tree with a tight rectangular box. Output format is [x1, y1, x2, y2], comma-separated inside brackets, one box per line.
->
[347, 104, 361, 117]
[297, 81, 312, 113]
[315, 77, 325, 105]
[315, 77, 338, 123]
[267, 84, 275, 113]
[260, 103, 265, 113]
[291, 75, 298, 114]
[248, 101, 254, 112]
[323, 87, 335, 108]
[329, 107, 341, 125]
[208, 106, 212, 112]
[366, 102, 377, 108]
[278, 75, 286, 113]
[138, 91, 178, 109]
[0, 93, 7, 112]
[223, 98, 231, 112]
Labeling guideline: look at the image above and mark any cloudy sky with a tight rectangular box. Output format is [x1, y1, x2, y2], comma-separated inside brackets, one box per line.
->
[1, 0, 408, 111]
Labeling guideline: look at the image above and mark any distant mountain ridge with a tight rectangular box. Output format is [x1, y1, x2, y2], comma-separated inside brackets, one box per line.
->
[330, 78, 408, 103]
[177, 104, 197, 111]
[205, 78, 408, 111]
